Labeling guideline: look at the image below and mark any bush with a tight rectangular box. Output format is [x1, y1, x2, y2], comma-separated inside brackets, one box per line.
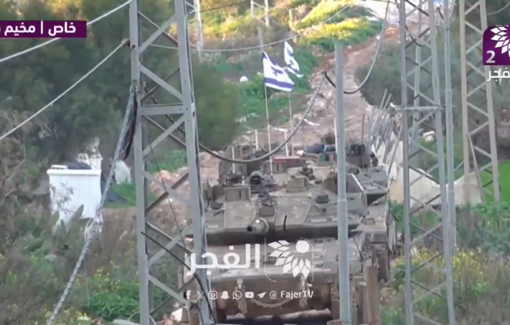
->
[384, 249, 510, 324]
[294, 0, 374, 29]
[298, 18, 382, 51]
[295, 0, 347, 29]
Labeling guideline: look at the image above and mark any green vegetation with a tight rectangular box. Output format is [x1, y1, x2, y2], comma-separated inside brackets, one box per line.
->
[356, 3, 510, 323]
[200, 0, 382, 126]
[0, 0, 388, 323]
[384, 204, 510, 323]
[298, 17, 382, 51]
[108, 150, 186, 207]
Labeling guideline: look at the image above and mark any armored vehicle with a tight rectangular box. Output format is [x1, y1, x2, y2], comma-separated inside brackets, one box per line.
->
[304, 141, 395, 281]
[323, 170, 396, 282]
[298, 134, 388, 188]
[179, 157, 389, 322]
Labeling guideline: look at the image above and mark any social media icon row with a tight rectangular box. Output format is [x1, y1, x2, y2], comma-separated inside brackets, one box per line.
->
[189, 290, 267, 300]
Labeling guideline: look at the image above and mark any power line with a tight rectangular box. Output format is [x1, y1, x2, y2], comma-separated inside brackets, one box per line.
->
[0, 0, 133, 64]
[166, 74, 326, 164]
[150, 36, 295, 52]
[487, 2, 510, 15]
[321, 0, 392, 94]
[0, 39, 127, 142]
[141, 230, 218, 323]
[344, 0, 390, 94]
[46, 92, 135, 325]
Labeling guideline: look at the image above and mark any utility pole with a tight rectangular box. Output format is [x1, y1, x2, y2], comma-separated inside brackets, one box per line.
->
[131, 0, 213, 324]
[398, 0, 456, 324]
[334, 43, 351, 325]
[250, 0, 270, 26]
[459, 0, 500, 204]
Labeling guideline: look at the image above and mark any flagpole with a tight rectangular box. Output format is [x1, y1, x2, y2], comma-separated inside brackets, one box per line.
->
[288, 92, 293, 156]
[264, 84, 273, 174]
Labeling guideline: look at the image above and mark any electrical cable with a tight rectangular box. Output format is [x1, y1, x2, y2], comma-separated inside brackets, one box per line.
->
[0, 39, 128, 143]
[159, 74, 325, 164]
[148, 142, 189, 249]
[142, 82, 216, 322]
[392, 0, 427, 48]
[141, 231, 218, 324]
[487, 2, 510, 15]
[149, 35, 296, 52]
[0, 0, 132, 64]
[343, 0, 390, 94]
[46, 92, 135, 325]
[141, 69, 325, 165]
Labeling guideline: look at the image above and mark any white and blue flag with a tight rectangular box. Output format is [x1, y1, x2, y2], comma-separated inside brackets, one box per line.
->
[262, 51, 294, 92]
[284, 42, 303, 78]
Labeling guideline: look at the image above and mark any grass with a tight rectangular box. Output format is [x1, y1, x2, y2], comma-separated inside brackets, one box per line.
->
[294, 0, 374, 29]
[298, 17, 383, 51]
[206, 0, 383, 126]
[106, 150, 187, 208]
[480, 160, 510, 205]
[419, 138, 510, 205]
[233, 46, 318, 127]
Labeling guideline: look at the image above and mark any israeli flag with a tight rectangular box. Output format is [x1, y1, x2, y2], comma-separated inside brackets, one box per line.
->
[262, 52, 295, 92]
[284, 42, 303, 78]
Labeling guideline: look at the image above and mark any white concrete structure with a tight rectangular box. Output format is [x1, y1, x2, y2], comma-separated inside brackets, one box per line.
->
[47, 165, 102, 226]
[374, 134, 483, 208]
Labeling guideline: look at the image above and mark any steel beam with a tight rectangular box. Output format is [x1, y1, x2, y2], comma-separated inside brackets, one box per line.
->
[397, 0, 456, 324]
[130, 0, 213, 324]
[459, 0, 500, 204]
[334, 43, 351, 325]
[250, 0, 270, 26]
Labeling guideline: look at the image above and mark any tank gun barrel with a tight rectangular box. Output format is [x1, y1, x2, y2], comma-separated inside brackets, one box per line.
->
[246, 218, 269, 235]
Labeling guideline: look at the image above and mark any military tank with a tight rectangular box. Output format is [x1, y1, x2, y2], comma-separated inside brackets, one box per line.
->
[300, 139, 388, 188]
[323, 169, 395, 282]
[179, 156, 390, 322]
[303, 138, 395, 282]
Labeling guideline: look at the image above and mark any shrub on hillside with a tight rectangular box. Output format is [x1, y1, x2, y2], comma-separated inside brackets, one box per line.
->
[299, 18, 382, 51]
[294, 0, 374, 30]
[384, 249, 510, 324]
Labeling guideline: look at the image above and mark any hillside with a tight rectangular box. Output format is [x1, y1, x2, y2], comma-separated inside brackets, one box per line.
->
[0, 0, 389, 323]
[108, 0, 386, 206]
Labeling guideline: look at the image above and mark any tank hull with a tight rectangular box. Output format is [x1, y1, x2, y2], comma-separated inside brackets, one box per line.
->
[180, 236, 365, 318]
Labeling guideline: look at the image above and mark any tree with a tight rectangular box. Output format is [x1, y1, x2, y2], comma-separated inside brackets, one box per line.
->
[0, 0, 241, 163]
[193, 58, 241, 149]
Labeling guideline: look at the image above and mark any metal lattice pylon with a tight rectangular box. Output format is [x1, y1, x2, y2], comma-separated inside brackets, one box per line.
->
[397, 0, 456, 324]
[130, 0, 213, 324]
[250, 0, 270, 26]
[459, 0, 500, 205]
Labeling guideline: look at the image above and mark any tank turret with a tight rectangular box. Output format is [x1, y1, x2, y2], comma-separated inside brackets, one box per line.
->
[199, 164, 366, 246]
[181, 157, 392, 322]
